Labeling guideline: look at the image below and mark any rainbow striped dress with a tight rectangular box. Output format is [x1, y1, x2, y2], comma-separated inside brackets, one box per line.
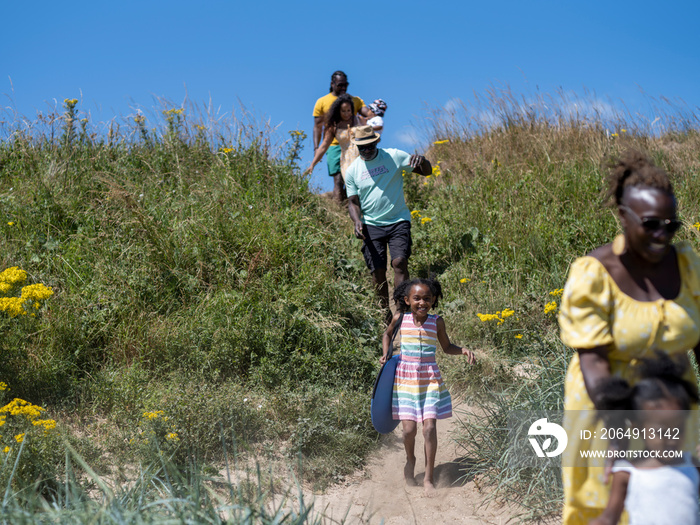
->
[392, 313, 452, 422]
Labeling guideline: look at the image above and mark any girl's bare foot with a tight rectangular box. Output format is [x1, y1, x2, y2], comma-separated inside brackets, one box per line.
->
[404, 460, 418, 486]
[424, 480, 436, 496]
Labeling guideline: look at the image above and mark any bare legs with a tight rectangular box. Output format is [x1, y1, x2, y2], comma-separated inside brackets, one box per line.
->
[402, 419, 438, 494]
[372, 257, 409, 323]
[332, 173, 346, 204]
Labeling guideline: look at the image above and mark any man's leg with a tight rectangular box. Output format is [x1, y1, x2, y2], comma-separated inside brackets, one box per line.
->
[391, 257, 409, 290]
[387, 221, 412, 308]
[361, 224, 390, 318]
[371, 266, 389, 311]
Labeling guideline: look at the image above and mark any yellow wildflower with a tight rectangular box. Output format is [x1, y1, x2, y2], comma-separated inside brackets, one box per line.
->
[15, 433, 24, 443]
[544, 301, 558, 315]
[0, 383, 7, 391]
[460, 278, 470, 283]
[21, 283, 54, 302]
[500, 308, 515, 318]
[621, 129, 627, 133]
[433, 139, 449, 145]
[2, 447, 8, 454]
[476, 313, 500, 322]
[611, 133, 619, 137]
[7, 222, 14, 226]
[221, 147, 233, 154]
[693, 222, 700, 231]
[166, 432, 179, 441]
[432, 161, 442, 177]
[421, 217, 432, 225]
[410, 210, 422, 219]
[0, 297, 27, 317]
[549, 288, 564, 297]
[143, 410, 165, 420]
[514, 334, 523, 339]
[0, 267, 28, 286]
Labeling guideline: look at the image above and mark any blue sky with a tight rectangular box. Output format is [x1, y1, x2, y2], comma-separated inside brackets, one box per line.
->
[3, 1, 699, 193]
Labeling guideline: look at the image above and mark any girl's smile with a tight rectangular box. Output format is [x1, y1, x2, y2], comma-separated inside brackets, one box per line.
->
[404, 284, 435, 321]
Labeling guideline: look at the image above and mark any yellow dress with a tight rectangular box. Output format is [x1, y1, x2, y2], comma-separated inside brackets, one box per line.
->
[558, 242, 700, 525]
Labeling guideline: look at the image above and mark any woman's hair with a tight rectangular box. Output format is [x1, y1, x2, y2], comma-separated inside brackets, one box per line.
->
[594, 351, 699, 414]
[329, 70, 347, 92]
[325, 94, 355, 127]
[393, 278, 443, 312]
[604, 149, 674, 206]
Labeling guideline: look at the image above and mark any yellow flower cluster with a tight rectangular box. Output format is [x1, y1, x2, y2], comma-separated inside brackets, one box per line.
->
[0, 267, 28, 293]
[431, 161, 442, 177]
[0, 268, 54, 318]
[7, 222, 14, 226]
[0, 383, 7, 391]
[143, 410, 166, 420]
[411, 210, 421, 219]
[549, 288, 564, 297]
[220, 147, 234, 154]
[15, 433, 24, 443]
[166, 432, 179, 441]
[64, 98, 78, 106]
[1, 398, 46, 420]
[433, 139, 449, 145]
[544, 301, 558, 315]
[694, 222, 700, 231]
[134, 115, 146, 124]
[421, 217, 433, 225]
[195, 124, 206, 131]
[290, 130, 304, 136]
[460, 278, 470, 283]
[514, 334, 523, 339]
[477, 308, 515, 325]
[163, 108, 184, 116]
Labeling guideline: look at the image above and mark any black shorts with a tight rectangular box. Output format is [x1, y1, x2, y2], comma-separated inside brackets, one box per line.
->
[361, 221, 412, 273]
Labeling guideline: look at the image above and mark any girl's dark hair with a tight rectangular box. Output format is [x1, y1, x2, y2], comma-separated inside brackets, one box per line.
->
[393, 278, 443, 313]
[325, 94, 355, 127]
[594, 351, 699, 414]
[329, 70, 347, 92]
[604, 149, 674, 206]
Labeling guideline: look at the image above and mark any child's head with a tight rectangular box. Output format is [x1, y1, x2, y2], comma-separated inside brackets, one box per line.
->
[595, 351, 698, 456]
[393, 278, 443, 314]
[369, 99, 387, 117]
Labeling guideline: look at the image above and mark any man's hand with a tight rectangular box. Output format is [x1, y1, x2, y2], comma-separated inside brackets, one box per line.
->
[354, 220, 365, 239]
[409, 154, 425, 168]
[409, 155, 432, 175]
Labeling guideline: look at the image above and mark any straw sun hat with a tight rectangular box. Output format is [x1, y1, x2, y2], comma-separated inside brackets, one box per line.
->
[353, 125, 381, 145]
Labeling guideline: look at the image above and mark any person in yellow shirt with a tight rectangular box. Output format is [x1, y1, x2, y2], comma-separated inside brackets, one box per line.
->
[312, 70, 368, 202]
[558, 149, 700, 524]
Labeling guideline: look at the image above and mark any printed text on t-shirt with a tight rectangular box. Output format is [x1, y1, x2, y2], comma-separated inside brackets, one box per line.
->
[359, 165, 390, 181]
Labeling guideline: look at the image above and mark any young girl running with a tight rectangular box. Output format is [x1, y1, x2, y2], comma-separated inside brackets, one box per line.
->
[381, 278, 476, 494]
[590, 352, 700, 525]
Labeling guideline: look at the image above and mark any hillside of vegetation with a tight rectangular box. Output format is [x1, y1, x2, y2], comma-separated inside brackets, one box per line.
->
[1, 94, 699, 522]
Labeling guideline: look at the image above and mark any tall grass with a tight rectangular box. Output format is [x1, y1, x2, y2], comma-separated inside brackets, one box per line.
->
[2, 89, 700, 522]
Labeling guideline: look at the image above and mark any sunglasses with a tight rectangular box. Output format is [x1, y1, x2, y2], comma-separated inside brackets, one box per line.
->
[335, 82, 349, 88]
[357, 143, 377, 151]
[620, 205, 682, 234]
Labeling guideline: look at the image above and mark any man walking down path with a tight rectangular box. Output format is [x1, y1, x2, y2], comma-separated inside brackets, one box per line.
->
[312, 70, 367, 202]
[345, 126, 432, 320]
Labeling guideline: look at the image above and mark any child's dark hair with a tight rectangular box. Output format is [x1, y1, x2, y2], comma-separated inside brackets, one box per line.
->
[393, 278, 443, 313]
[594, 351, 699, 414]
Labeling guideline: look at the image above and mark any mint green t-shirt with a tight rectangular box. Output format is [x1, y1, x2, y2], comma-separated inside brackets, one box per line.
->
[345, 148, 413, 226]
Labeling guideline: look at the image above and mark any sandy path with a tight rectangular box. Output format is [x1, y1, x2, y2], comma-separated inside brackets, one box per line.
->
[306, 403, 517, 524]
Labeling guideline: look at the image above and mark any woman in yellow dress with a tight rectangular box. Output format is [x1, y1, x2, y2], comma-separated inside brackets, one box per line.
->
[558, 150, 700, 524]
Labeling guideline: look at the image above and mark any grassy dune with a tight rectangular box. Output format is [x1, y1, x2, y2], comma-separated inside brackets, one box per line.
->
[1, 93, 699, 521]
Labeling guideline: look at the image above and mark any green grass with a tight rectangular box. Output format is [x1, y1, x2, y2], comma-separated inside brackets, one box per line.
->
[2, 92, 700, 522]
